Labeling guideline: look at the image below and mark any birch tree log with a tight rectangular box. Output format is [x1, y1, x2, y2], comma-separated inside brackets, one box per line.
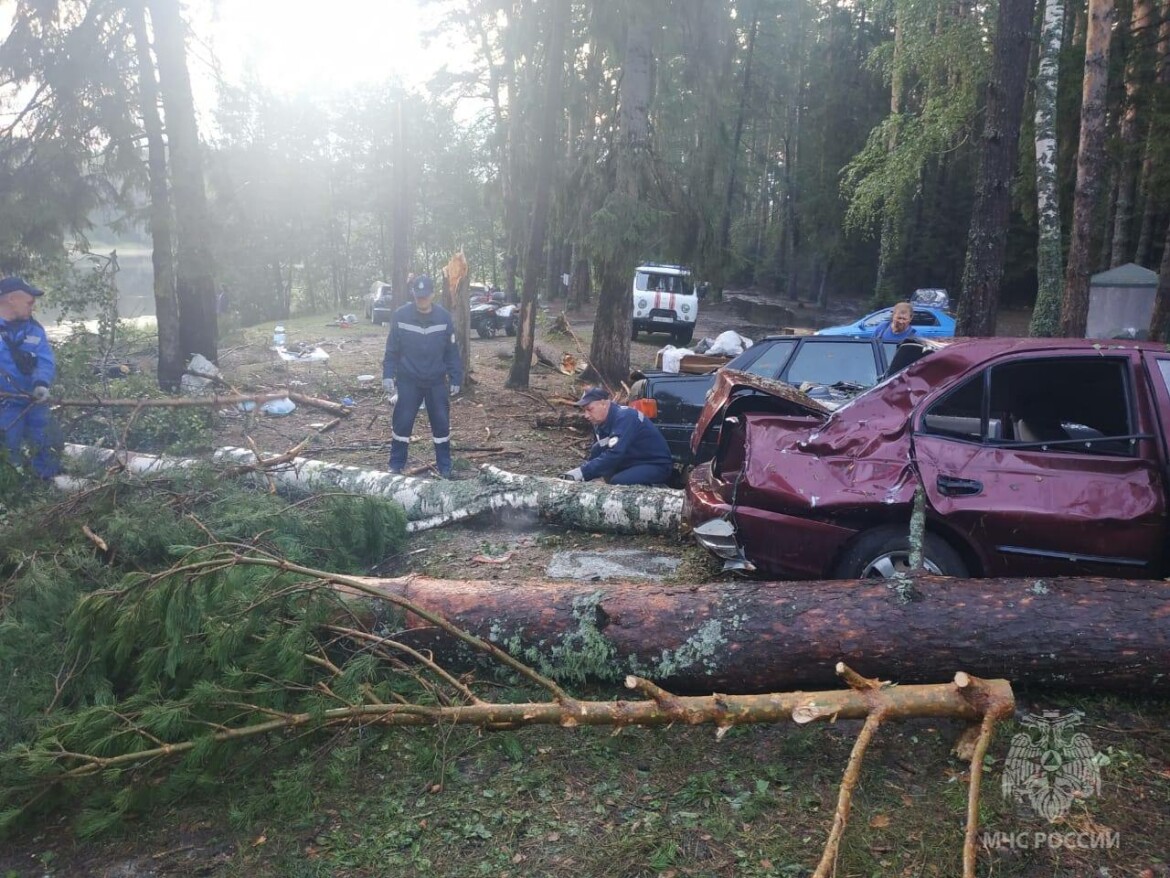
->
[347, 573, 1170, 695]
[61, 444, 683, 535]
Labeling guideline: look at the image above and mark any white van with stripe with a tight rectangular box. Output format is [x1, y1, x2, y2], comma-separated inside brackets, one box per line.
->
[631, 263, 698, 346]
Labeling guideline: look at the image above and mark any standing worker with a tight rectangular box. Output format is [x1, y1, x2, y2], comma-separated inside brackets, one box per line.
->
[382, 274, 463, 477]
[872, 301, 917, 342]
[0, 276, 59, 478]
[560, 387, 673, 486]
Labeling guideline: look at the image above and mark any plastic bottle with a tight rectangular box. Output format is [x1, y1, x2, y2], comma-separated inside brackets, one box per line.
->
[273, 324, 286, 347]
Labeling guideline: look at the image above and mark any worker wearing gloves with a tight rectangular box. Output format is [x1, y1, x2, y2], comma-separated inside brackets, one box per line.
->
[382, 274, 463, 477]
[561, 387, 673, 486]
[0, 276, 59, 479]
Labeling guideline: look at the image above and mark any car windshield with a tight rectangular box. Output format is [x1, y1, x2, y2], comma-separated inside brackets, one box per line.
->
[635, 271, 693, 295]
[860, 309, 890, 329]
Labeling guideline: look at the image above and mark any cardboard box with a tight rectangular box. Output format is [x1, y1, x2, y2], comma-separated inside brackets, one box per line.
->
[653, 352, 733, 374]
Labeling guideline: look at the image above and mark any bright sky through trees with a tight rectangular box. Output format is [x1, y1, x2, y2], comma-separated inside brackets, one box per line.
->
[199, 0, 443, 96]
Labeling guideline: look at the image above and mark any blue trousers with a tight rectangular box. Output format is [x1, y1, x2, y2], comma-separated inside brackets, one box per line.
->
[390, 381, 452, 475]
[608, 461, 672, 486]
[0, 400, 60, 479]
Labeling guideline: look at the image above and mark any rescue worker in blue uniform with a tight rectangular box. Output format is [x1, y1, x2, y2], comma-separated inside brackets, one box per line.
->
[0, 276, 59, 478]
[382, 275, 463, 477]
[561, 387, 673, 486]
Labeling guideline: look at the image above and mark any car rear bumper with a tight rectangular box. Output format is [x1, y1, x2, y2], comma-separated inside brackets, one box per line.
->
[686, 462, 858, 579]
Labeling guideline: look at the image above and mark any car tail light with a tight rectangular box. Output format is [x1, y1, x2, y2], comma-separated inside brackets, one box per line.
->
[629, 398, 658, 419]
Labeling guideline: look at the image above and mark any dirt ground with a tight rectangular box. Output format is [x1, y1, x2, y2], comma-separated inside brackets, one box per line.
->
[205, 291, 919, 584]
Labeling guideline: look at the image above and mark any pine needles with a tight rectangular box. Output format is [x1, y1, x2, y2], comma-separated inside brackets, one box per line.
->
[0, 467, 409, 835]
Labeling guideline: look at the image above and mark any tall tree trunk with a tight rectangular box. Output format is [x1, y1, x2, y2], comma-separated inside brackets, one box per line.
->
[873, 15, 907, 304]
[128, 0, 180, 389]
[1135, 0, 1170, 267]
[1029, 0, 1067, 337]
[391, 101, 411, 309]
[1112, 0, 1155, 267]
[1060, 0, 1117, 337]
[717, 0, 760, 263]
[955, 0, 1037, 337]
[587, 4, 654, 388]
[1150, 219, 1170, 339]
[508, 0, 568, 389]
[147, 0, 217, 363]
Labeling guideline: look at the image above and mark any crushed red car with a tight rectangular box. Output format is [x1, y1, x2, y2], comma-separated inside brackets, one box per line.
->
[686, 338, 1170, 579]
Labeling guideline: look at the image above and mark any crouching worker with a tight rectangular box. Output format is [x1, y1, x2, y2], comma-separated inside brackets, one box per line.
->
[382, 274, 463, 477]
[0, 276, 59, 479]
[561, 387, 672, 486]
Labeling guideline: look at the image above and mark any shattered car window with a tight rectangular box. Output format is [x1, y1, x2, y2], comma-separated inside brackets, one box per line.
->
[742, 338, 797, 379]
[921, 357, 1135, 453]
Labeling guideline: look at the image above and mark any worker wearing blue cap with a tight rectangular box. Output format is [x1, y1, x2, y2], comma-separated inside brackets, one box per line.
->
[0, 276, 59, 478]
[560, 387, 673, 485]
[382, 274, 463, 477]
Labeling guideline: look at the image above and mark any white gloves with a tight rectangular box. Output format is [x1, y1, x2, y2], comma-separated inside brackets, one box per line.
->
[382, 378, 396, 396]
[450, 384, 460, 397]
[560, 467, 584, 482]
[31, 385, 51, 403]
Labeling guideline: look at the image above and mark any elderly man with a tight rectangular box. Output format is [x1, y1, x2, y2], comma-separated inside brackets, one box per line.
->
[382, 274, 463, 477]
[561, 387, 673, 486]
[873, 301, 917, 342]
[0, 276, 59, 478]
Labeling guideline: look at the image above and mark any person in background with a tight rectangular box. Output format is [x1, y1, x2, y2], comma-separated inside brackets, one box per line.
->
[872, 301, 917, 342]
[561, 387, 673, 486]
[0, 276, 59, 478]
[382, 274, 462, 477]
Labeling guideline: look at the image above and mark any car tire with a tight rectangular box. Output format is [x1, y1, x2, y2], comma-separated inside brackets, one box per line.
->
[674, 326, 694, 345]
[831, 525, 968, 580]
[631, 325, 639, 341]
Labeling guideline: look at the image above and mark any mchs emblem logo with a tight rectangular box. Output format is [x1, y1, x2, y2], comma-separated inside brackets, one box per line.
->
[1002, 710, 1101, 822]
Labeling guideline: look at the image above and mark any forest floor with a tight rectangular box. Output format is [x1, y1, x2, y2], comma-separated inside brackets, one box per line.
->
[7, 293, 1167, 878]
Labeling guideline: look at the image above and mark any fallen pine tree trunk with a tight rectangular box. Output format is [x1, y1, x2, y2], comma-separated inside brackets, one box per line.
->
[61, 444, 683, 535]
[348, 573, 1170, 694]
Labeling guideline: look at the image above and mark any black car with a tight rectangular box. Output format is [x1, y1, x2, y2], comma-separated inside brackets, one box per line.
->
[629, 335, 925, 467]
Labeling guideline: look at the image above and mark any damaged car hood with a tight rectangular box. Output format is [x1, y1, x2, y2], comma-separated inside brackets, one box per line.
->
[691, 369, 831, 454]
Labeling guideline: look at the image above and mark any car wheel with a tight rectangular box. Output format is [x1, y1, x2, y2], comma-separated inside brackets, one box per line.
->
[674, 326, 694, 346]
[831, 525, 968, 580]
[631, 325, 639, 341]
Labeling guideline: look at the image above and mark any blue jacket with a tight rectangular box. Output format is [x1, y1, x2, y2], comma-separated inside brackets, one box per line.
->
[582, 403, 672, 481]
[382, 302, 463, 386]
[0, 316, 55, 397]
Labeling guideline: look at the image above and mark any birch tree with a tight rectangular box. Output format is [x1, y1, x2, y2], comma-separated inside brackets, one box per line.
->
[1028, 0, 1067, 337]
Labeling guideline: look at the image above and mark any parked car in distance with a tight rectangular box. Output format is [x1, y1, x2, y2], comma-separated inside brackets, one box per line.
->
[367, 282, 394, 325]
[629, 335, 928, 468]
[631, 263, 699, 345]
[687, 338, 1170, 581]
[815, 304, 955, 338]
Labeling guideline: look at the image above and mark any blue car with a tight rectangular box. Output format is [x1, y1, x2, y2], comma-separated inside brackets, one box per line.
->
[815, 305, 956, 338]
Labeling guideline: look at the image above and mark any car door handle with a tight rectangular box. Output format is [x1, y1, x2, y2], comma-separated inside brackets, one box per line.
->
[936, 475, 983, 496]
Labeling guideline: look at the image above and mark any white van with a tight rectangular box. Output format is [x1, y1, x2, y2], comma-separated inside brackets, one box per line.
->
[631, 263, 698, 345]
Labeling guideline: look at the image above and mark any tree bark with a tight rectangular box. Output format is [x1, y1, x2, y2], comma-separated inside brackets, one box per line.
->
[62, 445, 684, 536]
[128, 0, 181, 390]
[351, 573, 1170, 694]
[1110, 0, 1154, 268]
[147, 0, 217, 364]
[955, 0, 1036, 337]
[1028, 0, 1066, 337]
[391, 100, 411, 309]
[1059, 0, 1116, 337]
[508, 0, 568, 389]
[443, 251, 472, 382]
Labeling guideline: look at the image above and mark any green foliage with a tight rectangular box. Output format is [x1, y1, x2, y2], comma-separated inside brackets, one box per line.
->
[0, 471, 408, 833]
